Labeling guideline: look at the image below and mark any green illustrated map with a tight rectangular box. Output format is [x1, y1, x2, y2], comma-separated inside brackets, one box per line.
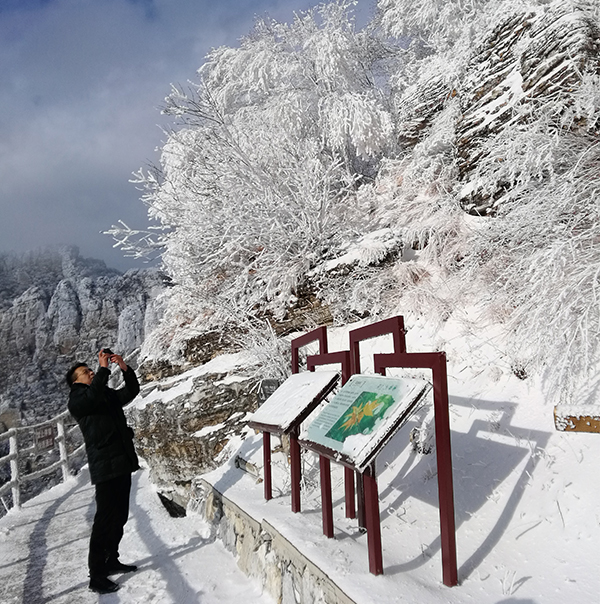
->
[325, 391, 396, 443]
[303, 374, 430, 469]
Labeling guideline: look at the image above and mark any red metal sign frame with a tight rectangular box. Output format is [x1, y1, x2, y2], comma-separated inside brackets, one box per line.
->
[255, 317, 458, 586]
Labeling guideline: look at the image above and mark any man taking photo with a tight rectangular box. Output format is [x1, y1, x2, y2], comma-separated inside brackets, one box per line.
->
[66, 348, 140, 594]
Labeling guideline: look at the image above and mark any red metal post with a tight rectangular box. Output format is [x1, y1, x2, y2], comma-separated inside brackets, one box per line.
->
[344, 467, 356, 519]
[348, 316, 407, 533]
[432, 354, 458, 587]
[320, 455, 334, 538]
[306, 350, 356, 518]
[306, 350, 351, 385]
[349, 316, 407, 375]
[373, 350, 458, 587]
[291, 326, 328, 374]
[363, 465, 383, 575]
[356, 471, 366, 529]
[289, 325, 328, 513]
[263, 432, 272, 501]
[290, 428, 301, 513]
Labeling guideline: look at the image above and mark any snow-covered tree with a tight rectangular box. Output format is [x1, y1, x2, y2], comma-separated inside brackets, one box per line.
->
[110, 0, 600, 403]
[110, 1, 396, 340]
[367, 0, 600, 400]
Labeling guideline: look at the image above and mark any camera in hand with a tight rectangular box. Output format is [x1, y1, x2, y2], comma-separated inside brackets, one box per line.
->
[102, 348, 113, 355]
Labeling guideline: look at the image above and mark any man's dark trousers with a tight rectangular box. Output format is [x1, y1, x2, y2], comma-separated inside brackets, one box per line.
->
[89, 473, 132, 577]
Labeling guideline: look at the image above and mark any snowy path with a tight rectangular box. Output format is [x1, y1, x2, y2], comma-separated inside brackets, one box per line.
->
[0, 468, 273, 604]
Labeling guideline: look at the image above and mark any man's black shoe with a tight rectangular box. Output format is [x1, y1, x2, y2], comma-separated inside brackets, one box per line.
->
[89, 576, 119, 594]
[106, 560, 138, 574]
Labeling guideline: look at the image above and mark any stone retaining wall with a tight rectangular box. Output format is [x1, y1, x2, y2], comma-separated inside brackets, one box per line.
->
[190, 478, 356, 604]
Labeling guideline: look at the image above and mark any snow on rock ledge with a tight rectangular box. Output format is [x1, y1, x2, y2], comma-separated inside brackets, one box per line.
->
[126, 353, 261, 507]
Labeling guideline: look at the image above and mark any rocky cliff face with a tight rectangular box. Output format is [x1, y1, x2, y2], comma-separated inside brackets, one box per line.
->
[0, 247, 166, 425]
[396, 1, 600, 215]
[127, 361, 262, 508]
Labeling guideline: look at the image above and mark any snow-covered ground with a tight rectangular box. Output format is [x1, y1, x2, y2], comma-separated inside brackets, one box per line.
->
[1, 311, 599, 604]
[202, 313, 600, 603]
[0, 466, 273, 604]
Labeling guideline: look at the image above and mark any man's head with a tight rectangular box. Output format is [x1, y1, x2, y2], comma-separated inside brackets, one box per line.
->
[66, 363, 94, 386]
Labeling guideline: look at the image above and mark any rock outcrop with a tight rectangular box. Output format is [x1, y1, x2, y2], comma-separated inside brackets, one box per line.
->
[127, 357, 262, 508]
[0, 247, 166, 424]
[394, 1, 600, 214]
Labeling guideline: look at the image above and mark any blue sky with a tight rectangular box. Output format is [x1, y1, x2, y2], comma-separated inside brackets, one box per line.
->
[0, 0, 373, 271]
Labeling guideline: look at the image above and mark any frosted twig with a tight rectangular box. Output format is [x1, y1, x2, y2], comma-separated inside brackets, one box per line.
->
[556, 500, 566, 528]
[502, 569, 517, 596]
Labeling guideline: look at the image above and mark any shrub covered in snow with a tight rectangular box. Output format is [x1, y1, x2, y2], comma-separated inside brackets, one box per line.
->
[109, 0, 600, 403]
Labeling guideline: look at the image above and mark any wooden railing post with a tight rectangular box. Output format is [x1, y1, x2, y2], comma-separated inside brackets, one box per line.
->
[0, 410, 86, 513]
[9, 429, 20, 510]
[56, 418, 69, 482]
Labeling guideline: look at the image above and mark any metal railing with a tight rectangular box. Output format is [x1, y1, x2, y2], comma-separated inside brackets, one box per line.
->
[0, 410, 85, 512]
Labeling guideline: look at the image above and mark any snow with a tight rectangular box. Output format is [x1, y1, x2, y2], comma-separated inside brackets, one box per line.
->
[193, 423, 226, 438]
[248, 371, 339, 431]
[3, 0, 600, 600]
[315, 229, 402, 272]
[555, 403, 600, 416]
[0, 465, 273, 604]
[463, 67, 524, 136]
[206, 313, 600, 603]
[2, 313, 599, 603]
[134, 351, 254, 411]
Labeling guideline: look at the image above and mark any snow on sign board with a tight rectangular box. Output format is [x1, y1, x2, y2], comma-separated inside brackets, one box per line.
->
[248, 371, 339, 434]
[302, 374, 431, 471]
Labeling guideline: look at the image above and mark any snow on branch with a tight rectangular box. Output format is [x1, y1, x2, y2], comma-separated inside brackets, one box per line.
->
[110, 0, 600, 404]
[117, 0, 395, 331]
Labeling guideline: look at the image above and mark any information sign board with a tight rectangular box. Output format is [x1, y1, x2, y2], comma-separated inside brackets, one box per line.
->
[248, 371, 339, 434]
[302, 374, 430, 470]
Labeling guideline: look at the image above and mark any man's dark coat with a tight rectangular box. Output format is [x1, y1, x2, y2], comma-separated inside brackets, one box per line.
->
[68, 366, 140, 484]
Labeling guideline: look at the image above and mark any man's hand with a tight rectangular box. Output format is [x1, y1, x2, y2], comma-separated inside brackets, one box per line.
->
[98, 350, 111, 368]
[109, 354, 128, 371]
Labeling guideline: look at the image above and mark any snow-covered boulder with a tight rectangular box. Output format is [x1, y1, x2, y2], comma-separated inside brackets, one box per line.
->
[126, 353, 261, 507]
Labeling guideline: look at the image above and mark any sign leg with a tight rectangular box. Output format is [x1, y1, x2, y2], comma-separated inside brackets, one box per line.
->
[364, 468, 383, 575]
[290, 430, 301, 512]
[344, 467, 356, 519]
[433, 356, 458, 586]
[263, 432, 272, 501]
[320, 456, 334, 538]
[356, 471, 366, 529]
